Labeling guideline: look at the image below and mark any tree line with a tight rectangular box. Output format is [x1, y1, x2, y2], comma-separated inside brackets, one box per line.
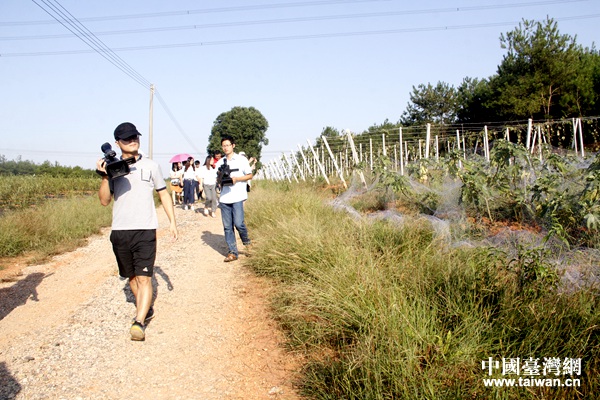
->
[0, 155, 95, 177]
[320, 17, 600, 149]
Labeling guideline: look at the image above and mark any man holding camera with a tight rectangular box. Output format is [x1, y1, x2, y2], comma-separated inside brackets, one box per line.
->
[215, 135, 253, 262]
[96, 122, 178, 341]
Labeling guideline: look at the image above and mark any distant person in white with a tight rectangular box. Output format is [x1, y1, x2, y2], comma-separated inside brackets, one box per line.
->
[199, 155, 219, 218]
[215, 135, 253, 262]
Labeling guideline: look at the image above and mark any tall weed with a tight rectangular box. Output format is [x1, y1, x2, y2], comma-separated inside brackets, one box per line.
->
[0, 195, 111, 264]
[245, 182, 600, 399]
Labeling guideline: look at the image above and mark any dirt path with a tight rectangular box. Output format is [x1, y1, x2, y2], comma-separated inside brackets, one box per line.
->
[0, 203, 301, 399]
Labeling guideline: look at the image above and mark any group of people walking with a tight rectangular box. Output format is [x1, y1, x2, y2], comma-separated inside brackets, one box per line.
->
[170, 154, 219, 217]
[96, 122, 256, 341]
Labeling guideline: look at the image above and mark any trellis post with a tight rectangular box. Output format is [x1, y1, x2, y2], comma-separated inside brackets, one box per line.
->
[307, 139, 330, 185]
[322, 135, 347, 189]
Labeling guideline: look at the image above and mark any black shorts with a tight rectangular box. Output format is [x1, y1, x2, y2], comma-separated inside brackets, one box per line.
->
[110, 230, 157, 278]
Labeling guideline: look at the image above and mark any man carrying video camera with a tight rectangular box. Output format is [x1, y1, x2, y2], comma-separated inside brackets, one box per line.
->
[215, 135, 253, 262]
[96, 122, 178, 341]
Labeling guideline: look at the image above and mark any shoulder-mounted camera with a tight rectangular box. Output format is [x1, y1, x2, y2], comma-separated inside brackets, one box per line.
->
[216, 158, 239, 189]
[100, 142, 136, 179]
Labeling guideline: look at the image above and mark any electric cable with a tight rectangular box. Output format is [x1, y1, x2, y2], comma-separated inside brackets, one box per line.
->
[3, 12, 598, 57]
[1, 0, 590, 41]
[30, 0, 151, 88]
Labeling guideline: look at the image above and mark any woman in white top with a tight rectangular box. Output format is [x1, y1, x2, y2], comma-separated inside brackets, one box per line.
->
[182, 159, 198, 210]
[199, 155, 219, 217]
[169, 162, 183, 205]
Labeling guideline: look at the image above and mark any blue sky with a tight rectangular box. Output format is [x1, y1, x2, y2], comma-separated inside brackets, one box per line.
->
[0, 0, 598, 173]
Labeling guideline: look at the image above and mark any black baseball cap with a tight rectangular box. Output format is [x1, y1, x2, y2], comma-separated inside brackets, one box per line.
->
[114, 122, 142, 140]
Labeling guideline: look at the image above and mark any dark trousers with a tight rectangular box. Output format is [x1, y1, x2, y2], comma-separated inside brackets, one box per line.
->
[183, 179, 195, 205]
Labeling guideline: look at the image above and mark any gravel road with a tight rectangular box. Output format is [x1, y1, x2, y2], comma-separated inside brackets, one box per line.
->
[0, 203, 301, 400]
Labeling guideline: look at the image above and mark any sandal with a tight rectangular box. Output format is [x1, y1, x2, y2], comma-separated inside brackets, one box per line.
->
[224, 253, 238, 262]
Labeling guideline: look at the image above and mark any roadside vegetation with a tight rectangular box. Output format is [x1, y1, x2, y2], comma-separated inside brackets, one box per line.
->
[245, 181, 599, 399]
[0, 159, 111, 270]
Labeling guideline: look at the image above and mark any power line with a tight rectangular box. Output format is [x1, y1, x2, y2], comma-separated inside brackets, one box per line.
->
[3, 13, 598, 58]
[1, 0, 589, 41]
[29, 0, 194, 155]
[0, 0, 393, 26]
[154, 90, 202, 155]
[30, 0, 151, 88]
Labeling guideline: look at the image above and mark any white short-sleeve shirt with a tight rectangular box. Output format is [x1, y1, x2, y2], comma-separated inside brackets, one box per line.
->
[215, 153, 252, 204]
[110, 156, 166, 230]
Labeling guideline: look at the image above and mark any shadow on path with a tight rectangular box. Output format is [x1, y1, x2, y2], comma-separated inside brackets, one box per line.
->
[120, 265, 173, 307]
[201, 230, 227, 255]
[0, 362, 21, 399]
[0, 272, 49, 321]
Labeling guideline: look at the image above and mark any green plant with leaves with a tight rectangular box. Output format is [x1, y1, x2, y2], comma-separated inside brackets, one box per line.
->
[531, 148, 600, 246]
[457, 157, 496, 220]
[506, 244, 560, 298]
[580, 153, 600, 231]
[373, 156, 411, 198]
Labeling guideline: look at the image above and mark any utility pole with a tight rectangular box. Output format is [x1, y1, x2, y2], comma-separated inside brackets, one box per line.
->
[148, 84, 155, 159]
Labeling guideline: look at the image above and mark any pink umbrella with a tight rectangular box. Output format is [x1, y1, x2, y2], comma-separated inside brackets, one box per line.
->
[169, 153, 193, 163]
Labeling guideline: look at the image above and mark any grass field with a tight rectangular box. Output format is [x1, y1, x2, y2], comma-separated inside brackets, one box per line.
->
[1, 173, 598, 398]
[0, 175, 110, 269]
[245, 181, 599, 399]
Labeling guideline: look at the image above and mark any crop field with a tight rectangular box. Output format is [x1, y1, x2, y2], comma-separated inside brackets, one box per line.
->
[0, 175, 99, 211]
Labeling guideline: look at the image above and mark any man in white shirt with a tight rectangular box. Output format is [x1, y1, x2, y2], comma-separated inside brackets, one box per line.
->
[215, 135, 253, 262]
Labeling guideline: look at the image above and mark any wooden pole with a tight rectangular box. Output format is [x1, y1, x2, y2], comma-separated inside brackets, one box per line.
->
[148, 84, 154, 159]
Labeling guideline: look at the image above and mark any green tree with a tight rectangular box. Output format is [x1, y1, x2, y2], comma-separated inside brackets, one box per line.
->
[455, 77, 496, 124]
[400, 81, 457, 126]
[571, 47, 600, 116]
[207, 106, 269, 161]
[313, 126, 343, 155]
[492, 17, 583, 119]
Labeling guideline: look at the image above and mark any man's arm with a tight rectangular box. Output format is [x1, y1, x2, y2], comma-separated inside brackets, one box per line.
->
[96, 159, 112, 206]
[232, 173, 253, 184]
[157, 189, 178, 240]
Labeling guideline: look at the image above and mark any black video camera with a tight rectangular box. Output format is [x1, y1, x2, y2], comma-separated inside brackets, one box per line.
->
[100, 143, 136, 179]
[216, 158, 239, 189]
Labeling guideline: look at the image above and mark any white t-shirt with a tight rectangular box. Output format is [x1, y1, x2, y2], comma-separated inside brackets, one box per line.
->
[182, 167, 197, 181]
[215, 153, 252, 204]
[198, 166, 218, 185]
[111, 156, 166, 230]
